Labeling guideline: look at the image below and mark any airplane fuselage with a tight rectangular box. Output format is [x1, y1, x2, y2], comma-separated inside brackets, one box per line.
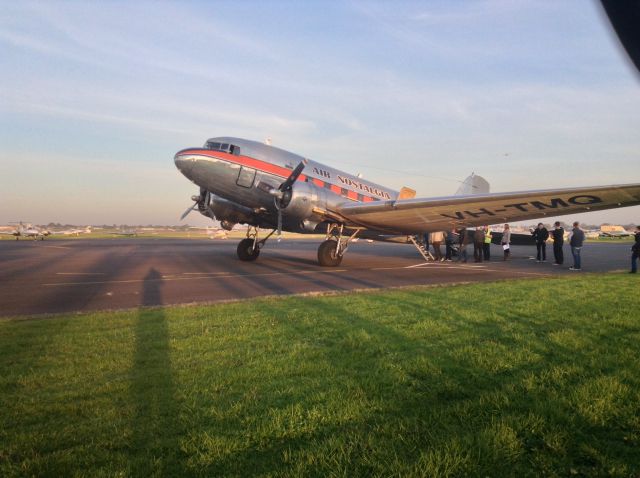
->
[174, 137, 397, 233]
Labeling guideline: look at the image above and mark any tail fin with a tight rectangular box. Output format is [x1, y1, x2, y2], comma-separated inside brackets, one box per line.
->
[455, 173, 489, 196]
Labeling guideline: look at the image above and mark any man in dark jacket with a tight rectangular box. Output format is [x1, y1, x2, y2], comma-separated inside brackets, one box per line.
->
[631, 225, 640, 273]
[551, 221, 564, 265]
[445, 228, 457, 261]
[458, 228, 471, 263]
[531, 223, 550, 262]
[569, 221, 585, 271]
[473, 227, 485, 262]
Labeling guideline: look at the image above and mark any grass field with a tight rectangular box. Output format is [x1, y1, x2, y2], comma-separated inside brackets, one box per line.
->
[1, 275, 639, 477]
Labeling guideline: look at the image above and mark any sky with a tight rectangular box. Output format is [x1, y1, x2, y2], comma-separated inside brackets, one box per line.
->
[1, 0, 639, 226]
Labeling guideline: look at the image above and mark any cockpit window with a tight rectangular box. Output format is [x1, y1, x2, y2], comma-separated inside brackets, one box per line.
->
[205, 141, 240, 155]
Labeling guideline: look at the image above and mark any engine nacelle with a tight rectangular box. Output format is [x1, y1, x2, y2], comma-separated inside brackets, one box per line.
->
[279, 182, 319, 223]
[209, 196, 256, 226]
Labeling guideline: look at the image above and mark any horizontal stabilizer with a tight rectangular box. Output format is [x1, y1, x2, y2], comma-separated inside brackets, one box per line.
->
[397, 187, 416, 200]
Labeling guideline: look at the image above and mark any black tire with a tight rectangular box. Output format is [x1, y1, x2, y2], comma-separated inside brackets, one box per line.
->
[237, 238, 260, 261]
[317, 240, 342, 267]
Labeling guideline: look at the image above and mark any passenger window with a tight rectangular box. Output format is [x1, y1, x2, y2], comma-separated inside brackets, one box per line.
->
[236, 166, 256, 188]
[341, 188, 349, 196]
[324, 182, 332, 190]
[357, 193, 364, 201]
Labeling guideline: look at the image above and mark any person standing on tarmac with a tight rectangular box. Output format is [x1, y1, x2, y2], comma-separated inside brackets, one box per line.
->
[458, 228, 471, 263]
[631, 225, 640, 273]
[551, 221, 564, 266]
[430, 231, 444, 261]
[531, 223, 549, 262]
[473, 227, 485, 262]
[445, 227, 456, 261]
[483, 225, 492, 261]
[569, 221, 585, 271]
[501, 224, 511, 260]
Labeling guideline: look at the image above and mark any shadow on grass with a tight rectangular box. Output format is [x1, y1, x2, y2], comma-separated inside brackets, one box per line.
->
[130, 268, 184, 475]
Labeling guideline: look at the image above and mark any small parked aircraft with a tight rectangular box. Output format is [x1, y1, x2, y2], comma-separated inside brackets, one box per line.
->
[175, 137, 640, 266]
[0, 223, 93, 240]
[598, 225, 633, 238]
[0, 222, 49, 240]
[58, 226, 92, 236]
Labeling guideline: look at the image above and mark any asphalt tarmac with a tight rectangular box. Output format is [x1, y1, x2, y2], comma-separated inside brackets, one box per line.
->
[0, 238, 633, 317]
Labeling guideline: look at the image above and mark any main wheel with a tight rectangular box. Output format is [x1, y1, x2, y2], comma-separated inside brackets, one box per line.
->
[317, 240, 343, 267]
[237, 238, 260, 261]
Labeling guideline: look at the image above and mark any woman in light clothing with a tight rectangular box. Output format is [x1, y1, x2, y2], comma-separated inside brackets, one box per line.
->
[501, 224, 511, 260]
[430, 230, 444, 261]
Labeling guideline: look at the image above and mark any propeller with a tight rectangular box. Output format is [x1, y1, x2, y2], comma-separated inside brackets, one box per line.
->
[270, 159, 308, 236]
[180, 202, 198, 221]
[180, 188, 211, 221]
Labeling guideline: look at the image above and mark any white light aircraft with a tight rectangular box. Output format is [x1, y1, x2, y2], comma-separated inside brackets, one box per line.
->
[0, 223, 93, 240]
[598, 225, 633, 238]
[0, 222, 49, 240]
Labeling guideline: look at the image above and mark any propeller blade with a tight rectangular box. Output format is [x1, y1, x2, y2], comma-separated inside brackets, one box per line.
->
[277, 208, 283, 239]
[279, 159, 308, 192]
[180, 203, 197, 221]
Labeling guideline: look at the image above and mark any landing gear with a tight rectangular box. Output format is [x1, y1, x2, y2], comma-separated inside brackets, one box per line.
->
[318, 240, 342, 266]
[237, 238, 260, 261]
[317, 224, 361, 267]
[236, 226, 276, 262]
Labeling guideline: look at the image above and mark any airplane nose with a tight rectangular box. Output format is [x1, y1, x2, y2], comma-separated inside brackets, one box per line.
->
[174, 153, 192, 175]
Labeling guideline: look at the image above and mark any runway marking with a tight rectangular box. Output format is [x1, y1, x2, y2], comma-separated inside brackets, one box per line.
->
[370, 264, 551, 276]
[42, 269, 348, 287]
[56, 272, 106, 276]
[44, 245, 71, 250]
[182, 272, 231, 275]
[372, 264, 488, 271]
[404, 262, 488, 269]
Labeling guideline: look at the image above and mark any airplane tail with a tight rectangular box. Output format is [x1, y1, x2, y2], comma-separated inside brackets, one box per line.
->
[455, 173, 490, 196]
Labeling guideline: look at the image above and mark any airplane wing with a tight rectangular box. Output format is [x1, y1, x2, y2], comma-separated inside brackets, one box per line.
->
[334, 184, 640, 234]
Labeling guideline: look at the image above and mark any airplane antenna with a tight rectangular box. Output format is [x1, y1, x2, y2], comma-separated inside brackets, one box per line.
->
[265, 137, 272, 146]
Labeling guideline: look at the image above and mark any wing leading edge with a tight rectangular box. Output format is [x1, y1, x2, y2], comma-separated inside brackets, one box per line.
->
[334, 184, 640, 234]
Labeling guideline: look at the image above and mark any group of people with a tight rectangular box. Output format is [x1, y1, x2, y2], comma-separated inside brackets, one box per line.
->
[422, 221, 640, 272]
[529, 221, 585, 270]
[423, 224, 508, 264]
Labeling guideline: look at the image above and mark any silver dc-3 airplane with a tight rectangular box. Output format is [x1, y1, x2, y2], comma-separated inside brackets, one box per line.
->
[175, 137, 640, 266]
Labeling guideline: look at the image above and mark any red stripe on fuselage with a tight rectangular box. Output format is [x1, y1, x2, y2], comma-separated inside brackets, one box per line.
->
[178, 148, 309, 182]
[177, 148, 382, 202]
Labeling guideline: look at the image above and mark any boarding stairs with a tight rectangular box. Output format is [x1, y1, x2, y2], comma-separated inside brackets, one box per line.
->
[408, 236, 434, 262]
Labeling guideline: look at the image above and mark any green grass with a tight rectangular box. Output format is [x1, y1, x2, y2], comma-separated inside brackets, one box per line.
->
[1, 275, 639, 477]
